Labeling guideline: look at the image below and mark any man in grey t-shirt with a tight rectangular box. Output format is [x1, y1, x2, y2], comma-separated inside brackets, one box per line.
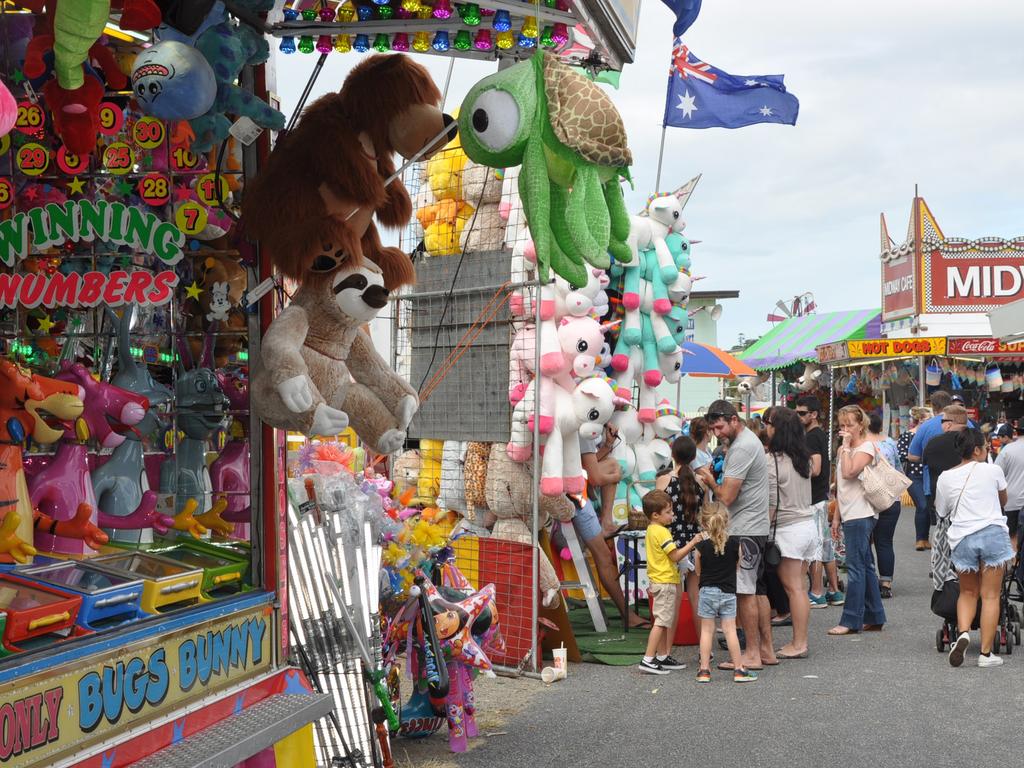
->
[706, 399, 775, 670]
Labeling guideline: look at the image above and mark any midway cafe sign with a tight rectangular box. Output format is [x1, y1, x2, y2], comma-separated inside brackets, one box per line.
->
[925, 247, 1024, 312]
[0, 200, 183, 309]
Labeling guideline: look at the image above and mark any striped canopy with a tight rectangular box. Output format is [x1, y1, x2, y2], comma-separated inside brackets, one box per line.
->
[739, 309, 882, 371]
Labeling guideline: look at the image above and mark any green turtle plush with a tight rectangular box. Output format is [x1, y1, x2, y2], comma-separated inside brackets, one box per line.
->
[458, 52, 633, 286]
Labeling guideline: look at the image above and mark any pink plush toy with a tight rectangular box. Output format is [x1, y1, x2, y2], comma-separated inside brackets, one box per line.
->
[532, 376, 624, 497]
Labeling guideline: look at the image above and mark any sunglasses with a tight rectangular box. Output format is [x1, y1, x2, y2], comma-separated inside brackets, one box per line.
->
[795, 410, 810, 416]
[706, 412, 735, 422]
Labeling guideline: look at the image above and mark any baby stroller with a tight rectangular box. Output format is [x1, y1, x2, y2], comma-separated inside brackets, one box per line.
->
[932, 516, 1021, 654]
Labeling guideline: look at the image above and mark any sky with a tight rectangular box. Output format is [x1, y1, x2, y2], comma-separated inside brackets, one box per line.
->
[272, 0, 1024, 349]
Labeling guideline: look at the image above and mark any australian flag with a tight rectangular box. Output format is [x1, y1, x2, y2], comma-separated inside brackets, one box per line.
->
[660, 0, 703, 38]
[663, 39, 800, 129]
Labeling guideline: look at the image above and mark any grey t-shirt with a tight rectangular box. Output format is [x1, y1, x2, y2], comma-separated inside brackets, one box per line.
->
[723, 426, 770, 535]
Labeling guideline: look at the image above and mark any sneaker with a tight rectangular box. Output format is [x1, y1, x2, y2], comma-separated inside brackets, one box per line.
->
[808, 592, 828, 609]
[638, 659, 669, 675]
[827, 590, 846, 606]
[733, 668, 758, 683]
[948, 632, 970, 667]
[879, 585, 893, 599]
[657, 655, 687, 670]
[978, 653, 1004, 668]
[696, 669, 711, 683]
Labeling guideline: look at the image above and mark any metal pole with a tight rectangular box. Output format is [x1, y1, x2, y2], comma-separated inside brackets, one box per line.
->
[770, 371, 777, 406]
[529, 278, 543, 674]
[828, 366, 836, 463]
[918, 356, 926, 407]
[654, 125, 668, 192]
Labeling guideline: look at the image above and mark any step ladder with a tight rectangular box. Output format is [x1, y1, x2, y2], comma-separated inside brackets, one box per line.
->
[558, 523, 607, 633]
[129, 693, 335, 768]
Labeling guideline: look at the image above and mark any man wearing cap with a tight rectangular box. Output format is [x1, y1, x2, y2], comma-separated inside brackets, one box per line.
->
[995, 421, 1024, 553]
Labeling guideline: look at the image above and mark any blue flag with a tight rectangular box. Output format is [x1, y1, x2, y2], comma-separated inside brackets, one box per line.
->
[663, 40, 800, 129]
[660, 0, 702, 37]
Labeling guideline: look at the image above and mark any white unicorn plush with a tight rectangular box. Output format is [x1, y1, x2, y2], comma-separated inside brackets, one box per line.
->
[627, 191, 688, 284]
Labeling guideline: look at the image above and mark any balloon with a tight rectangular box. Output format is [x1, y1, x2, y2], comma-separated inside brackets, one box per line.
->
[0, 80, 16, 137]
[131, 41, 216, 120]
[399, 689, 445, 739]
[420, 576, 496, 673]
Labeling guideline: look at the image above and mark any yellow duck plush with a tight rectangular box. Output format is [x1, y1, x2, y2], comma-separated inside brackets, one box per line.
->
[415, 123, 475, 256]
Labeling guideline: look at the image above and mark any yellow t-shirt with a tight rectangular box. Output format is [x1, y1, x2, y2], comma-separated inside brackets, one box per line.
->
[645, 523, 681, 585]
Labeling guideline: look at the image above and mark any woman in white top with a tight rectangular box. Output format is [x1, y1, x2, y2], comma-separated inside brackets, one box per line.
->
[828, 405, 887, 636]
[936, 429, 1014, 668]
[766, 407, 821, 658]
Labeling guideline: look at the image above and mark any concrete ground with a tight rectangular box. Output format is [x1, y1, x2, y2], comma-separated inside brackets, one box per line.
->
[407, 513, 1022, 768]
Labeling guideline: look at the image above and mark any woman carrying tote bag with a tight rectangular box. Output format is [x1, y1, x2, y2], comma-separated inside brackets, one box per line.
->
[936, 429, 1014, 668]
[828, 405, 887, 636]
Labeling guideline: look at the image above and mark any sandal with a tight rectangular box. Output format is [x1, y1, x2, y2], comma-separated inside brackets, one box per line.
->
[775, 649, 809, 659]
[628, 618, 652, 630]
[827, 626, 859, 636]
[603, 524, 628, 540]
[771, 614, 793, 627]
[862, 624, 884, 632]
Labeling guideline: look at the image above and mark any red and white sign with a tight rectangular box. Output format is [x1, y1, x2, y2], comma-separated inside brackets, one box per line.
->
[925, 250, 1024, 312]
[882, 253, 917, 321]
[947, 337, 1024, 358]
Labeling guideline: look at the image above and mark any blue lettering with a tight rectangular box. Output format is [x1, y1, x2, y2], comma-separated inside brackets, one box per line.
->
[146, 649, 169, 707]
[123, 658, 147, 714]
[179, 639, 197, 692]
[211, 630, 231, 677]
[248, 619, 267, 665]
[78, 672, 102, 732]
[196, 633, 212, 685]
[102, 664, 125, 725]
[229, 624, 247, 669]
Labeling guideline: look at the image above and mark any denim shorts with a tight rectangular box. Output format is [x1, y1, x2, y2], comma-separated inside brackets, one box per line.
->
[697, 586, 737, 619]
[571, 499, 602, 542]
[951, 524, 1015, 573]
[812, 501, 835, 562]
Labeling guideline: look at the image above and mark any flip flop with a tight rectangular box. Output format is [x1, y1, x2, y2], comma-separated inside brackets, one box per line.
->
[827, 626, 859, 636]
[628, 618, 653, 630]
[760, 659, 781, 666]
[604, 524, 628, 540]
[717, 661, 763, 671]
[770, 615, 792, 627]
[862, 624, 884, 632]
[776, 650, 809, 659]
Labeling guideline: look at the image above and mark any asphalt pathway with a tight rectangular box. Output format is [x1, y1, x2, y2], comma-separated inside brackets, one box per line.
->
[454, 513, 1022, 768]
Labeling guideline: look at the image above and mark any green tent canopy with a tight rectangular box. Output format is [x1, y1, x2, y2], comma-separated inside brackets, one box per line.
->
[739, 309, 882, 371]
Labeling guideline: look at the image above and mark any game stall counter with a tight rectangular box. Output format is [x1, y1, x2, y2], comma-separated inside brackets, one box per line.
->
[0, 4, 337, 766]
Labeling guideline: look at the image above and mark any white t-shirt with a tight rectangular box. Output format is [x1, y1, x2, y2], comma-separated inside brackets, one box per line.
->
[995, 439, 1024, 511]
[935, 461, 1009, 551]
[836, 442, 877, 522]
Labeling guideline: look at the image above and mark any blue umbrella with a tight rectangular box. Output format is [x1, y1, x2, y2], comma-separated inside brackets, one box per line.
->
[680, 341, 757, 378]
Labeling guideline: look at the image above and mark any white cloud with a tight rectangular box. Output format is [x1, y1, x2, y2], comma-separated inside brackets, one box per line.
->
[272, 0, 1024, 348]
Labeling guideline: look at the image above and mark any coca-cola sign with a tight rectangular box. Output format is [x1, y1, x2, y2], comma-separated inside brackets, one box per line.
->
[947, 337, 1024, 357]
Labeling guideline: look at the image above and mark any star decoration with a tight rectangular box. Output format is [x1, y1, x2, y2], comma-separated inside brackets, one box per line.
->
[141, 155, 154, 169]
[759, 105, 774, 116]
[676, 90, 698, 119]
[420, 574, 496, 672]
[185, 281, 203, 300]
[745, 79, 760, 86]
[174, 185, 192, 202]
[66, 177, 86, 195]
[11, 69, 25, 84]
[36, 314, 56, 333]
[23, 185, 39, 201]
[114, 179, 134, 197]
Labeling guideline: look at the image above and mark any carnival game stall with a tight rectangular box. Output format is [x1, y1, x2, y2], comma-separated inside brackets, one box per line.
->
[0, 3, 345, 766]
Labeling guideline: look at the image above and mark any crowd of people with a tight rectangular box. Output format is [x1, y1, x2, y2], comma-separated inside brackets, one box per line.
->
[571, 390, 1023, 681]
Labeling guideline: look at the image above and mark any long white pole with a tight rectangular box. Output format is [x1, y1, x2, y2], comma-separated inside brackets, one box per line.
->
[654, 125, 668, 192]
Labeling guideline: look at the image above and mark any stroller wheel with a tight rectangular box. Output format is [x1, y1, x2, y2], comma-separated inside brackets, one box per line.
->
[935, 628, 945, 653]
[1005, 635, 1013, 655]
[1015, 624, 1021, 645]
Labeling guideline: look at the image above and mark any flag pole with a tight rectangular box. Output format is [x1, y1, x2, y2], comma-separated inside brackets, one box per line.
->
[654, 124, 668, 192]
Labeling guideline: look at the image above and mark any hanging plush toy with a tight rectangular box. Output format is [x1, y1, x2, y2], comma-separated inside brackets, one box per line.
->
[242, 53, 455, 290]
[251, 251, 418, 453]
[458, 51, 633, 287]
[146, 0, 285, 153]
[130, 40, 218, 120]
[0, 80, 16, 138]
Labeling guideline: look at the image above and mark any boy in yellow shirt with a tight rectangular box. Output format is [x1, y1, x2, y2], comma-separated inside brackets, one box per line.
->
[639, 490, 688, 675]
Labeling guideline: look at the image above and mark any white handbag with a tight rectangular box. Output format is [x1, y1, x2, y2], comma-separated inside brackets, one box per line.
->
[860, 443, 912, 511]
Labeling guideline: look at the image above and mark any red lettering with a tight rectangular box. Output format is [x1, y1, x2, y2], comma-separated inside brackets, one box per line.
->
[19, 273, 46, 308]
[0, 273, 21, 307]
[42, 272, 80, 307]
[147, 271, 179, 305]
[103, 270, 129, 306]
[122, 270, 153, 304]
[0, 703, 14, 759]
[42, 687, 62, 742]
[10, 695, 35, 755]
[79, 272, 105, 306]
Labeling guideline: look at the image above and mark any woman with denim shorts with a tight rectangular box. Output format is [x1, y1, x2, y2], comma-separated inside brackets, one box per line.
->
[936, 429, 1015, 668]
